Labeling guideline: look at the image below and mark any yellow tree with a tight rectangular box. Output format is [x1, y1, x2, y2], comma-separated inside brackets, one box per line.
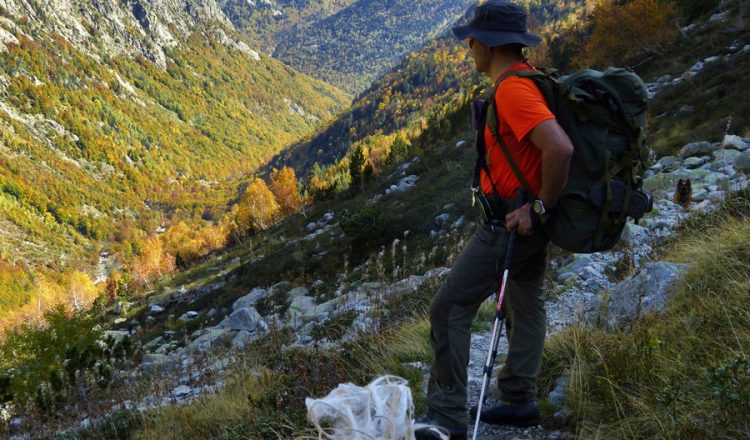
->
[583, 0, 679, 67]
[236, 177, 280, 232]
[66, 271, 98, 312]
[133, 237, 176, 288]
[269, 167, 304, 217]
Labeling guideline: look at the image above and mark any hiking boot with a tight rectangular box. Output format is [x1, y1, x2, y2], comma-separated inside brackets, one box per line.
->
[469, 400, 540, 427]
[414, 416, 466, 440]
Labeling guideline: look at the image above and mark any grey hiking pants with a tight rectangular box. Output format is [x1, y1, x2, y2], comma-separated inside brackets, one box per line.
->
[427, 222, 549, 429]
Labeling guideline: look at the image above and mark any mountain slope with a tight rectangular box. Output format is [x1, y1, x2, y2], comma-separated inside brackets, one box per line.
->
[0, 1, 348, 311]
[221, 0, 475, 94]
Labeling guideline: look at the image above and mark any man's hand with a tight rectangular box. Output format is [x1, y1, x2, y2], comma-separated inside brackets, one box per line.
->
[506, 202, 534, 236]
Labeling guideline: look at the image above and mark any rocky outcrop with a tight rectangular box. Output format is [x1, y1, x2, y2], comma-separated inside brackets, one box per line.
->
[0, 0, 241, 68]
[605, 262, 689, 329]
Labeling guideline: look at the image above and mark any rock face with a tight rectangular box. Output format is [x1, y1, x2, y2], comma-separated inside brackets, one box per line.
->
[606, 262, 689, 329]
[1, 0, 234, 67]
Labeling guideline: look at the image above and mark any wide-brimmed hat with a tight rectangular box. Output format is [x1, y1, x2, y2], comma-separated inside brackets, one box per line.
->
[452, 1, 542, 48]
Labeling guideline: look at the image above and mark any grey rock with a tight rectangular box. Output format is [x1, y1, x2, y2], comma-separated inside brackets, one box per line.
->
[683, 156, 707, 169]
[269, 280, 291, 296]
[287, 295, 316, 320]
[385, 175, 420, 194]
[141, 353, 170, 373]
[735, 151, 750, 173]
[455, 140, 466, 148]
[232, 330, 260, 349]
[148, 304, 165, 314]
[677, 104, 695, 115]
[709, 11, 730, 21]
[723, 134, 749, 150]
[172, 385, 192, 398]
[286, 286, 310, 304]
[704, 55, 720, 63]
[692, 187, 708, 203]
[548, 377, 568, 408]
[451, 215, 466, 229]
[144, 336, 164, 351]
[103, 330, 130, 342]
[606, 262, 689, 329]
[217, 307, 267, 333]
[306, 221, 317, 232]
[703, 171, 727, 186]
[558, 254, 592, 281]
[656, 74, 672, 83]
[178, 311, 199, 321]
[655, 155, 680, 172]
[185, 329, 231, 353]
[622, 223, 649, 248]
[434, 213, 451, 228]
[714, 148, 742, 162]
[680, 141, 714, 158]
[232, 288, 268, 311]
[113, 317, 127, 325]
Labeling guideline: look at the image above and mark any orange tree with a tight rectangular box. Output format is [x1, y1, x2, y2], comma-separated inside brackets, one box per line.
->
[583, 0, 680, 67]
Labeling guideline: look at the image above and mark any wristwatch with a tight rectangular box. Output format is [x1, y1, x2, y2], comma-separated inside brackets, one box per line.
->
[533, 199, 547, 216]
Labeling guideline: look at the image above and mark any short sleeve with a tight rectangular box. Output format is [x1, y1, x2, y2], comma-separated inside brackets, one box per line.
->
[495, 77, 555, 142]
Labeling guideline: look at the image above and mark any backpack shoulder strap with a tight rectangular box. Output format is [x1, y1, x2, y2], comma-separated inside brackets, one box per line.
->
[486, 70, 541, 198]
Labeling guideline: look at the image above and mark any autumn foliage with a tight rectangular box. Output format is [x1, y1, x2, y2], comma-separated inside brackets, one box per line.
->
[269, 167, 306, 216]
[583, 0, 680, 67]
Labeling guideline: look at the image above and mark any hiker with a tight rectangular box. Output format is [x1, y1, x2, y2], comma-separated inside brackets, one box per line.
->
[416, 2, 574, 439]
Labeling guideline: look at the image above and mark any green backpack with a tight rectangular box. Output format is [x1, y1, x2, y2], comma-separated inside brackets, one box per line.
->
[480, 67, 653, 253]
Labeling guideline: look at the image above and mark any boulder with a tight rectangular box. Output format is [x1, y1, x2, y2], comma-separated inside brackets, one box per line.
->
[178, 311, 199, 321]
[269, 280, 291, 296]
[557, 254, 592, 283]
[548, 377, 568, 408]
[232, 330, 260, 349]
[682, 156, 707, 169]
[185, 329, 231, 353]
[217, 307, 267, 333]
[172, 385, 192, 398]
[655, 155, 680, 172]
[723, 134, 749, 151]
[434, 213, 451, 228]
[232, 288, 268, 311]
[102, 330, 130, 342]
[606, 262, 688, 329]
[148, 304, 165, 314]
[714, 148, 742, 162]
[680, 141, 714, 158]
[286, 286, 310, 304]
[287, 295, 316, 320]
[144, 336, 164, 351]
[735, 151, 750, 173]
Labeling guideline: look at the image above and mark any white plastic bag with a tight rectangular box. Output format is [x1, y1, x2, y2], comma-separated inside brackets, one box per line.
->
[306, 375, 448, 440]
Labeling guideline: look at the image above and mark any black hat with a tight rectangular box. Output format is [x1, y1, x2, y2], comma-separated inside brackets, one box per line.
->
[452, 1, 541, 48]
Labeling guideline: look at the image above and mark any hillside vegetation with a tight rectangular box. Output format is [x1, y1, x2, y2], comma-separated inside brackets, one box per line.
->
[0, 5, 349, 329]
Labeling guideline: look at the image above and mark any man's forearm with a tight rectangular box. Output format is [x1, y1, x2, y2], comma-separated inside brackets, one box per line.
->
[537, 144, 572, 208]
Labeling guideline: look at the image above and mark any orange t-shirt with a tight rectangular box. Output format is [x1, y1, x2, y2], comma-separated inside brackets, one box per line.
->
[481, 61, 555, 199]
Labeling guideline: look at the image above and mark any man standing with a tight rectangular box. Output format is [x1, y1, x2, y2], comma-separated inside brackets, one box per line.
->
[417, 2, 573, 439]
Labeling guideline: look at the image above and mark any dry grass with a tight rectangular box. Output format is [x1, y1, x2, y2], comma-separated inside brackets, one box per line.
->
[541, 191, 750, 439]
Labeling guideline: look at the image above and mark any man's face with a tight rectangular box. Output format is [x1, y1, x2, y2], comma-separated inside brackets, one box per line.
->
[469, 37, 491, 74]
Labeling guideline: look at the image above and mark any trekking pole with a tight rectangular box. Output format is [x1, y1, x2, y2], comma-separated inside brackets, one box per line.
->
[471, 190, 525, 440]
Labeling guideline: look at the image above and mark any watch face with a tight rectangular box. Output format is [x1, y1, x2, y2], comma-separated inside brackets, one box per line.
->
[534, 200, 544, 215]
